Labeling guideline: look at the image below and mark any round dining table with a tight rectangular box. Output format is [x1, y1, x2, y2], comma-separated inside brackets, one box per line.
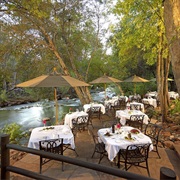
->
[98, 126, 153, 161]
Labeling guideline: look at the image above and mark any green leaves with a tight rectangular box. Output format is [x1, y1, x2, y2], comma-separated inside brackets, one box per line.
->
[0, 123, 29, 145]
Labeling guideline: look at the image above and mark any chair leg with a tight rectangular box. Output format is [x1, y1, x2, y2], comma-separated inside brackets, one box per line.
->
[146, 160, 150, 177]
[155, 145, 161, 158]
[98, 153, 104, 164]
[92, 150, 96, 158]
[74, 148, 79, 156]
[117, 151, 120, 168]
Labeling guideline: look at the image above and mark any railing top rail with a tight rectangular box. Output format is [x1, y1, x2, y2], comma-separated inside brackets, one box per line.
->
[5, 143, 155, 180]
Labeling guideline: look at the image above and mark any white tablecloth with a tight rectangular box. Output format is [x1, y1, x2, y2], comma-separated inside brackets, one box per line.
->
[104, 97, 118, 107]
[83, 103, 106, 114]
[64, 111, 88, 128]
[28, 125, 75, 150]
[142, 98, 157, 108]
[129, 102, 145, 112]
[146, 91, 157, 98]
[116, 109, 149, 125]
[98, 126, 153, 161]
[168, 91, 179, 99]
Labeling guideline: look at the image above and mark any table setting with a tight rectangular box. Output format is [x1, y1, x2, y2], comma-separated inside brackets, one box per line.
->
[83, 102, 106, 114]
[142, 98, 157, 108]
[104, 96, 119, 107]
[98, 126, 153, 161]
[64, 110, 89, 128]
[28, 125, 75, 150]
[115, 109, 149, 125]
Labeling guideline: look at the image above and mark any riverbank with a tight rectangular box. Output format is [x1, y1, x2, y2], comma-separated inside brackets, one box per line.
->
[0, 97, 37, 108]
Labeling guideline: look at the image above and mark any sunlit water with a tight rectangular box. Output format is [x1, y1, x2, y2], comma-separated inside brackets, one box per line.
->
[0, 90, 115, 131]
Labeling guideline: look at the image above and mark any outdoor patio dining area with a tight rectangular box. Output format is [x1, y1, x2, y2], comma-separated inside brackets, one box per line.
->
[10, 107, 180, 180]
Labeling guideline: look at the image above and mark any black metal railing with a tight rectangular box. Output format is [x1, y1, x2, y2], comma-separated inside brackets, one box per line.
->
[0, 134, 156, 180]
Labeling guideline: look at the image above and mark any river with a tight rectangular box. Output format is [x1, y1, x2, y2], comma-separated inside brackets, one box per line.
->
[0, 90, 115, 131]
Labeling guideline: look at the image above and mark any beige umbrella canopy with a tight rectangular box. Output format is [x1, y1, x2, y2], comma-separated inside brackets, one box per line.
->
[123, 75, 149, 94]
[16, 69, 90, 124]
[89, 75, 122, 98]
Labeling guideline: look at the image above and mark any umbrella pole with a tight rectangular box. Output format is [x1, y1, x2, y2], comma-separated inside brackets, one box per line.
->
[54, 87, 59, 124]
[134, 83, 136, 95]
[104, 83, 106, 99]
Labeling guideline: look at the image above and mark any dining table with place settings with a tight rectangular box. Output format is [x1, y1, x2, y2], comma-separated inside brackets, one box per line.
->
[83, 103, 106, 114]
[28, 125, 75, 150]
[142, 98, 157, 108]
[64, 111, 89, 128]
[116, 109, 149, 125]
[168, 91, 179, 99]
[98, 126, 153, 162]
[104, 96, 119, 107]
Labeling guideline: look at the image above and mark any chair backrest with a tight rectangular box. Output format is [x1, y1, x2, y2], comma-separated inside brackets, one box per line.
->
[119, 99, 126, 109]
[91, 106, 101, 113]
[145, 106, 155, 123]
[113, 99, 126, 110]
[88, 106, 101, 119]
[130, 104, 142, 111]
[113, 100, 120, 106]
[125, 143, 151, 161]
[129, 115, 145, 131]
[75, 115, 88, 124]
[39, 138, 64, 155]
[145, 123, 162, 143]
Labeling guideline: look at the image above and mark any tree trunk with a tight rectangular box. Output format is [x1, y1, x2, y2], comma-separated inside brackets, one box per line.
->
[39, 26, 92, 105]
[164, 0, 180, 95]
[157, 28, 170, 122]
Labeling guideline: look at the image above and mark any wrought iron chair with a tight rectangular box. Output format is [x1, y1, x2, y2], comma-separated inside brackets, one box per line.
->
[118, 143, 151, 176]
[103, 102, 114, 117]
[63, 129, 79, 157]
[39, 138, 64, 173]
[145, 123, 162, 158]
[89, 106, 102, 121]
[130, 104, 142, 111]
[127, 115, 145, 131]
[72, 115, 89, 132]
[112, 99, 126, 115]
[112, 100, 121, 115]
[89, 129, 107, 164]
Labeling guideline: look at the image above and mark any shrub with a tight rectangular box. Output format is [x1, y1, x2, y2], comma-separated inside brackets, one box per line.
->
[0, 123, 29, 145]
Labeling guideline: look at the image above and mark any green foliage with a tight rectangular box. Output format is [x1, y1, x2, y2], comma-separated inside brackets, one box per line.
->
[169, 99, 180, 115]
[0, 123, 29, 145]
[109, 0, 165, 81]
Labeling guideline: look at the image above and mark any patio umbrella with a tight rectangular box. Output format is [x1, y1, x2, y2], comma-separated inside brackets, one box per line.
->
[16, 69, 90, 124]
[89, 75, 122, 98]
[123, 75, 149, 94]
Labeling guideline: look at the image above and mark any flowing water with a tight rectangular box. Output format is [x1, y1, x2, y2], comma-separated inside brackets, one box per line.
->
[0, 90, 115, 131]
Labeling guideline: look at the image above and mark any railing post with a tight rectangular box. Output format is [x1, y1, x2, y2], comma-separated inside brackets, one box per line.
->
[160, 167, 176, 180]
[1, 134, 10, 180]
